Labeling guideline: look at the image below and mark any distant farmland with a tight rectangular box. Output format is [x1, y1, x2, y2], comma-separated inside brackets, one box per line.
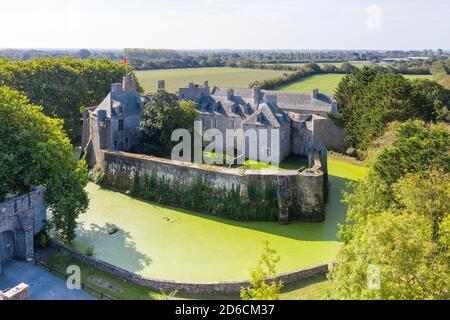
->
[277, 74, 433, 94]
[135, 67, 291, 93]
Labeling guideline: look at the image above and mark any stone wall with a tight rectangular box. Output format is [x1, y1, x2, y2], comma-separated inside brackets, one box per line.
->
[0, 186, 46, 263]
[50, 241, 330, 295]
[102, 150, 325, 222]
[0, 283, 29, 300]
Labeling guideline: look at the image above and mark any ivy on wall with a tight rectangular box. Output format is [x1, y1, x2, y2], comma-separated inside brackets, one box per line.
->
[126, 169, 279, 220]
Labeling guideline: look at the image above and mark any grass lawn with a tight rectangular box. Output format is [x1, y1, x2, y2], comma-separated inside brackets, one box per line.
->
[277, 74, 345, 94]
[70, 159, 366, 283]
[135, 67, 291, 93]
[277, 73, 433, 95]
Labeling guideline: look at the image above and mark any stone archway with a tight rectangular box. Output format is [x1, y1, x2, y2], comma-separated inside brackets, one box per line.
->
[0, 231, 15, 263]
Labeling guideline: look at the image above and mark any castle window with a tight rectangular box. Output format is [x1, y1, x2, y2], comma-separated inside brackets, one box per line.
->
[119, 119, 124, 131]
[118, 107, 123, 114]
[125, 137, 128, 145]
[114, 140, 117, 148]
[257, 115, 264, 123]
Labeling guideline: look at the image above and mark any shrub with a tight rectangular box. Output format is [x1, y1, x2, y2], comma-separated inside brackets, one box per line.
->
[85, 246, 95, 257]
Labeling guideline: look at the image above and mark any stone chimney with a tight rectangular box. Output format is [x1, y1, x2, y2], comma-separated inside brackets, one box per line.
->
[157, 80, 165, 90]
[122, 73, 136, 91]
[111, 83, 123, 93]
[253, 86, 260, 104]
[312, 88, 319, 99]
[203, 81, 209, 88]
[227, 88, 234, 100]
[264, 94, 277, 106]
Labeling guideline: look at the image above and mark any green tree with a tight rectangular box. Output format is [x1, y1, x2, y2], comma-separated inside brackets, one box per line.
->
[340, 121, 449, 241]
[139, 90, 198, 157]
[332, 68, 450, 153]
[0, 86, 89, 242]
[241, 241, 283, 300]
[329, 121, 450, 299]
[0, 57, 142, 142]
[328, 211, 449, 300]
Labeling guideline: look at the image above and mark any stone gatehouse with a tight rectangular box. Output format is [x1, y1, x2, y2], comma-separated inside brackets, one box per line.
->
[0, 186, 46, 271]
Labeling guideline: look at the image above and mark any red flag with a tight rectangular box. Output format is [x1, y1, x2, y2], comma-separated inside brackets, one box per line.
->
[122, 55, 127, 65]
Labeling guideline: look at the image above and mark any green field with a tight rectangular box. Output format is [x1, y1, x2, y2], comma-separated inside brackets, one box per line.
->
[135, 67, 291, 93]
[277, 73, 433, 94]
[70, 159, 366, 282]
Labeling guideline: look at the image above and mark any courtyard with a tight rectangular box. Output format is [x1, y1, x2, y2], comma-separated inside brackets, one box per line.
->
[0, 260, 95, 300]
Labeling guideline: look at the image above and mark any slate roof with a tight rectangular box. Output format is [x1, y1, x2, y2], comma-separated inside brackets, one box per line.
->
[95, 89, 148, 118]
[262, 90, 336, 113]
[211, 87, 255, 99]
[243, 102, 290, 128]
[211, 86, 336, 113]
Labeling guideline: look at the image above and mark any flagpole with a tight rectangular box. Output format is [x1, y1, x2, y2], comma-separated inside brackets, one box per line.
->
[125, 50, 128, 75]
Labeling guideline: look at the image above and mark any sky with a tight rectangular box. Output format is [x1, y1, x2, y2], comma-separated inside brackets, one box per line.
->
[0, 0, 449, 50]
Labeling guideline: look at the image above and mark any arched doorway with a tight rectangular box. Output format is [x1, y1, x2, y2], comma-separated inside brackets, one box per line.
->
[1, 231, 15, 263]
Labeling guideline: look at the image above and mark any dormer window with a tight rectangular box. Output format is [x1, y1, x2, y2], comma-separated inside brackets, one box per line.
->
[118, 106, 123, 114]
[257, 115, 264, 123]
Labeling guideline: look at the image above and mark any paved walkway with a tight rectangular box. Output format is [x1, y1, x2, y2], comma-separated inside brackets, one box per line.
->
[0, 260, 95, 300]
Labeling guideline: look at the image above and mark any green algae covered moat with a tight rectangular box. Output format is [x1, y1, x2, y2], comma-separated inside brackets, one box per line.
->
[72, 159, 366, 282]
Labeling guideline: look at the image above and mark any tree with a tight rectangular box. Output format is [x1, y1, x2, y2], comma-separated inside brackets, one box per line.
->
[329, 121, 450, 299]
[139, 90, 198, 157]
[340, 62, 357, 74]
[0, 57, 142, 142]
[78, 49, 91, 59]
[331, 68, 450, 153]
[240, 241, 283, 300]
[0, 86, 89, 242]
[328, 211, 449, 300]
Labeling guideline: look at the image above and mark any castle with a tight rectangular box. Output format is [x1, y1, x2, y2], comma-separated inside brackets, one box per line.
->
[81, 74, 339, 223]
[82, 74, 345, 167]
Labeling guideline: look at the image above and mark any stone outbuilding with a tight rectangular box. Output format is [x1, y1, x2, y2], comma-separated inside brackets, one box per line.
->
[0, 186, 46, 273]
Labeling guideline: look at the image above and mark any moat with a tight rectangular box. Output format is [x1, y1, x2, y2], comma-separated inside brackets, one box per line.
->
[70, 158, 366, 282]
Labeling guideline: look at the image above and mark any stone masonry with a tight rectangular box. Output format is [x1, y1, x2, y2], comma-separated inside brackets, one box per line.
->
[0, 186, 46, 270]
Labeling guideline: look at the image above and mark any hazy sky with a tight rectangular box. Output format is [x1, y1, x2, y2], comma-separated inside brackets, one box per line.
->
[1, 0, 449, 50]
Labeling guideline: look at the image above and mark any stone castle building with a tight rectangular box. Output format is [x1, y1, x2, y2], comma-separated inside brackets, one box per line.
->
[82, 74, 149, 166]
[82, 74, 345, 166]
[177, 81, 345, 164]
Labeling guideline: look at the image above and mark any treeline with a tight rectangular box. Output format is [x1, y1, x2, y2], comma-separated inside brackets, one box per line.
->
[331, 67, 450, 155]
[0, 48, 122, 61]
[0, 57, 138, 142]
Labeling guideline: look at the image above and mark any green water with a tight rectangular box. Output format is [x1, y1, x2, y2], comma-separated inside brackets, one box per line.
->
[72, 160, 366, 281]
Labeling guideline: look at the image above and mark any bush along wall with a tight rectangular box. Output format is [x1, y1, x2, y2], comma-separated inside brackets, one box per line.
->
[128, 169, 279, 221]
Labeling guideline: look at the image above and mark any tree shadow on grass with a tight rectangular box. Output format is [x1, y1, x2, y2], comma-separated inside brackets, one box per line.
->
[72, 222, 152, 274]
